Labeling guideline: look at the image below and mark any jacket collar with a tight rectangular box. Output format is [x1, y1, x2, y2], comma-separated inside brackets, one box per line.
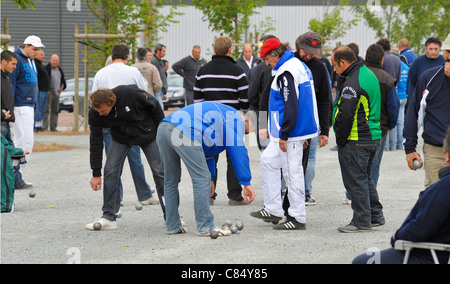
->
[212, 55, 236, 64]
[341, 60, 363, 78]
[365, 61, 383, 69]
[273, 49, 295, 71]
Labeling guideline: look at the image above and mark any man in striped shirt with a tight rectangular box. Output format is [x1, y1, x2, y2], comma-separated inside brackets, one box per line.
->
[193, 36, 250, 206]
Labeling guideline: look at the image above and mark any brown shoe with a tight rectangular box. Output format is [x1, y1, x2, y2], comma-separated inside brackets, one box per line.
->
[228, 198, 248, 206]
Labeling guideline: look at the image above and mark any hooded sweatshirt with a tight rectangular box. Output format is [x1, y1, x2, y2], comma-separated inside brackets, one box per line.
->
[9, 47, 38, 107]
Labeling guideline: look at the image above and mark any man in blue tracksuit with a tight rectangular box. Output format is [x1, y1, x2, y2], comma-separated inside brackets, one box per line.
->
[403, 34, 450, 188]
[9, 35, 45, 188]
[156, 102, 255, 236]
[250, 38, 319, 230]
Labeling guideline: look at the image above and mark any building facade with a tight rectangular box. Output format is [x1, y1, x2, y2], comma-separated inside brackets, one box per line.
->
[2, 0, 377, 79]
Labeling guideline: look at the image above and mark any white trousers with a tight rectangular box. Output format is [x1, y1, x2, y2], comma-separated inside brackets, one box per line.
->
[260, 139, 306, 223]
[13, 106, 35, 173]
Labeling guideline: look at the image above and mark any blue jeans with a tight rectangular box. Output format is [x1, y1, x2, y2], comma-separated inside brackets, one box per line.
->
[103, 128, 153, 202]
[337, 140, 384, 229]
[156, 122, 215, 234]
[34, 91, 47, 125]
[155, 90, 164, 110]
[385, 98, 407, 150]
[102, 138, 165, 221]
[371, 135, 387, 188]
[304, 134, 319, 196]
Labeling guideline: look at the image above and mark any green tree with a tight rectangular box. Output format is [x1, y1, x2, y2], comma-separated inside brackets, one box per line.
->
[192, 0, 266, 57]
[308, 1, 358, 49]
[6, 0, 38, 9]
[347, 0, 448, 54]
[84, 0, 184, 71]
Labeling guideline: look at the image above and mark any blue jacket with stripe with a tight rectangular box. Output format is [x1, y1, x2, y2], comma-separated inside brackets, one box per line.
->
[403, 64, 450, 154]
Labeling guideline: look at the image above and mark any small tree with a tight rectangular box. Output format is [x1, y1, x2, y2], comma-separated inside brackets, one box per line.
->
[347, 0, 448, 54]
[192, 0, 266, 57]
[85, 0, 184, 71]
[308, 2, 358, 49]
[6, 0, 37, 9]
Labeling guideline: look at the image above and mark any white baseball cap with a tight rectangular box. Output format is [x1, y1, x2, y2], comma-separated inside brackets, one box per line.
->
[23, 35, 45, 48]
[442, 33, 450, 51]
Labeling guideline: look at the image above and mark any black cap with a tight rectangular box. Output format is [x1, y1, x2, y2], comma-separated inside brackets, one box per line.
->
[299, 32, 322, 55]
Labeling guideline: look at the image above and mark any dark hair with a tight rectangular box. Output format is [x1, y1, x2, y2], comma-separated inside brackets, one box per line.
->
[111, 44, 130, 61]
[347, 43, 360, 56]
[154, 43, 166, 53]
[89, 89, 116, 109]
[260, 35, 278, 43]
[425, 37, 442, 47]
[376, 38, 391, 51]
[1, 50, 17, 62]
[365, 44, 385, 65]
[333, 46, 356, 66]
[136, 47, 148, 61]
[267, 43, 290, 58]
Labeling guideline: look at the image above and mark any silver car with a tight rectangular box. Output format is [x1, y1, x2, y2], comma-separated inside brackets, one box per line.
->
[59, 78, 94, 113]
[163, 72, 185, 110]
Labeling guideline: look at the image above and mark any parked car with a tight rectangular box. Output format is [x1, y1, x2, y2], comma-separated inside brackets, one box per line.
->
[59, 78, 94, 113]
[163, 72, 185, 110]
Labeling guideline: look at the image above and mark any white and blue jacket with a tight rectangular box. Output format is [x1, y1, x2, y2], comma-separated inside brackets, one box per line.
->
[268, 49, 319, 141]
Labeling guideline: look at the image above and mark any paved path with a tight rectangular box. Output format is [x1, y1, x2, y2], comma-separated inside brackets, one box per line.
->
[1, 119, 425, 264]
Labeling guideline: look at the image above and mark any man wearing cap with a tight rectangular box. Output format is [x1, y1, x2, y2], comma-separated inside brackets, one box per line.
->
[9, 35, 45, 188]
[292, 32, 332, 206]
[250, 38, 319, 230]
[403, 33, 450, 189]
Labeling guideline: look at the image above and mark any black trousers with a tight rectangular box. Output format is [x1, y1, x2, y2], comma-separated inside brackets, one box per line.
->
[212, 150, 243, 201]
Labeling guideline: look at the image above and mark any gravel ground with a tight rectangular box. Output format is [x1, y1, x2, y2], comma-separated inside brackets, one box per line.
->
[1, 112, 425, 265]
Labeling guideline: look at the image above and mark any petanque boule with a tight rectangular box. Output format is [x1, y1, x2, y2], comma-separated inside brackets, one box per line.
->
[236, 221, 244, 230]
[29, 191, 36, 198]
[135, 202, 143, 210]
[413, 159, 423, 169]
[93, 222, 102, 231]
[210, 230, 219, 239]
[230, 225, 238, 234]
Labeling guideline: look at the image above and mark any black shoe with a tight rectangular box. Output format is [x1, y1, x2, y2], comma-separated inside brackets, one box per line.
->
[305, 195, 316, 206]
[250, 209, 282, 222]
[273, 218, 306, 230]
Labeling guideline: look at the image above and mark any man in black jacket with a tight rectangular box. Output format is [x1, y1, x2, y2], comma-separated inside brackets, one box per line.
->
[1, 50, 17, 144]
[44, 54, 66, 131]
[86, 84, 165, 230]
[292, 32, 332, 205]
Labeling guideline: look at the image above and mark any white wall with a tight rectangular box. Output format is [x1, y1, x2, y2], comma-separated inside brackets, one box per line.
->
[156, 5, 378, 68]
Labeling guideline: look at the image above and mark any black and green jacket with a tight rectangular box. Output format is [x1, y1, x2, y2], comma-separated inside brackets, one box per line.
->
[333, 61, 382, 147]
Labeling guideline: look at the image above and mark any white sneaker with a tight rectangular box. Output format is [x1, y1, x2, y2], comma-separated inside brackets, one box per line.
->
[86, 218, 117, 230]
[140, 197, 159, 205]
[342, 197, 352, 205]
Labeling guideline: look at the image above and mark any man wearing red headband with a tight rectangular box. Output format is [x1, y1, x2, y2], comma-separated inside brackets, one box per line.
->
[250, 38, 319, 230]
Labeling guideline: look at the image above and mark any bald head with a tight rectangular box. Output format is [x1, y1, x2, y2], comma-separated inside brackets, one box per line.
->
[243, 44, 253, 61]
[50, 54, 59, 69]
[398, 38, 410, 51]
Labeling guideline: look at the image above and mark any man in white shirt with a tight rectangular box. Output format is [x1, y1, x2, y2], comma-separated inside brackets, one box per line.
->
[91, 44, 161, 214]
